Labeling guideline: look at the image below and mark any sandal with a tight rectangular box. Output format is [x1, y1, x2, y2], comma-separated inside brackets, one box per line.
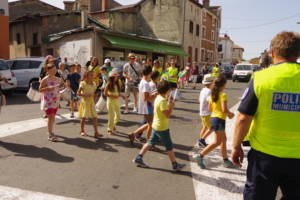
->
[94, 132, 103, 138]
[80, 132, 88, 136]
[42, 115, 48, 119]
[113, 127, 116, 131]
[48, 133, 58, 142]
[135, 136, 146, 143]
[149, 146, 160, 152]
[107, 131, 116, 135]
[128, 132, 135, 146]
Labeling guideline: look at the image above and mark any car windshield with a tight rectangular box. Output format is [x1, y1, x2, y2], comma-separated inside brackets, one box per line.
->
[235, 65, 252, 70]
[222, 66, 231, 70]
[0, 60, 9, 70]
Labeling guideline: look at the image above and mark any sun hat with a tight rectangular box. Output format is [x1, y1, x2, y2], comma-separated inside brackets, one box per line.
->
[109, 71, 119, 77]
[128, 53, 136, 58]
[45, 55, 54, 61]
[104, 58, 111, 64]
[202, 74, 213, 84]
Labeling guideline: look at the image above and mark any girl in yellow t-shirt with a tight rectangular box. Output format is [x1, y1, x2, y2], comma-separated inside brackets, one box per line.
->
[193, 75, 235, 169]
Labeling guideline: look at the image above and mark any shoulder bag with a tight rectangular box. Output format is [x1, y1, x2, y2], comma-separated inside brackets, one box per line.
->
[129, 64, 141, 88]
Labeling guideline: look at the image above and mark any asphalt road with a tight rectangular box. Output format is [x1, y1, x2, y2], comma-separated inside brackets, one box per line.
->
[0, 79, 248, 200]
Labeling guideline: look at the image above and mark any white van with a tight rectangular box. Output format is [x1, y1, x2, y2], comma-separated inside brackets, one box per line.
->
[232, 63, 260, 82]
[7, 57, 60, 89]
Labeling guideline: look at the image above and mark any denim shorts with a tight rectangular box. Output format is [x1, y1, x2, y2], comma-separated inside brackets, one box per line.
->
[147, 128, 173, 151]
[210, 117, 226, 132]
[70, 91, 76, 100]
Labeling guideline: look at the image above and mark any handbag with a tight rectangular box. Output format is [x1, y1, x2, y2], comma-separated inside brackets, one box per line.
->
[129, 64, 141, 88]
[0, 91, 6, 106]
[96, 94, 107, 112]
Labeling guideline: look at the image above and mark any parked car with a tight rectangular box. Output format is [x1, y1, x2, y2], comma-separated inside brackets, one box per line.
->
[7, 57, 60, 89]
[232, 63, 259, 82]
[109, 61, 127, 91]
[220, 65, 234, 78]
[0, 59, 17, 95]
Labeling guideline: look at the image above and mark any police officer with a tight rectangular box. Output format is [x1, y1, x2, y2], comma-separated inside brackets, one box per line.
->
[211, 63, 220, 78]
[231, 31, 300, 199]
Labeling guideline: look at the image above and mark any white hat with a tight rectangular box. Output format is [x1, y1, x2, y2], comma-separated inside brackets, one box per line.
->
[202, 74, 213, 84]
[104, 58, 111, 64]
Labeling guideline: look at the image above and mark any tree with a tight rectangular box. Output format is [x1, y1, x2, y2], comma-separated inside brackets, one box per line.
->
[262, 55, 271, 68]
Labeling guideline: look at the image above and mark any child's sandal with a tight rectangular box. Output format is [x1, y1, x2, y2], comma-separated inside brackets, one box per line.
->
[80, 132, 88, 136]
[107, 131, 116, 135]
[48, 133, 58, 142]
[128, 132, 135, 146]
[94, 132, 103, 138]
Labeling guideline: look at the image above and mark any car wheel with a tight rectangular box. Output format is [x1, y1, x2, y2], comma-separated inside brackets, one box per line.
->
[3, 89, 14, 96]
[29, 78, 39, 88]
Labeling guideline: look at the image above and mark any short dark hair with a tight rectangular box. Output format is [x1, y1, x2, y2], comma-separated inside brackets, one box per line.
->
[142, 65, 152, 76]
[157, 80, 170, 94]
[151, 71, 160, 80]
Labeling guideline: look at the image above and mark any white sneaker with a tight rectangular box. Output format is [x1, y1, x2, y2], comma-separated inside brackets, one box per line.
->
[124, 110, 129, 114]
[133, 108, 138, 112]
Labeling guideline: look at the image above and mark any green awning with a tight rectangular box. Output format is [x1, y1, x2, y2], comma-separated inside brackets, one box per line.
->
[100, 33, 190, 57]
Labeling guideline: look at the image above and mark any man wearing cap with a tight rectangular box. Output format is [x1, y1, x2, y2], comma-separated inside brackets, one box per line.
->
[231, 31, 300, 199]
[123, 53, 142, 113]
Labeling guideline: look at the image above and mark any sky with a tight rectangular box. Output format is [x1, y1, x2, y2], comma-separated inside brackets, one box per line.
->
[8, 0, 300, 60]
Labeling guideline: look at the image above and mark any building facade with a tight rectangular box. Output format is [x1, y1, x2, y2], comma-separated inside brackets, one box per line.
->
[232, 44, 244, 64]
[0, 0, 9, 60]
[8, 0, 62, 21]
[218, 34, 234, 65]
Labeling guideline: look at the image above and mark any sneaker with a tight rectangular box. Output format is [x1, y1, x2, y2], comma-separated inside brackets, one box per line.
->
[192, 154, 206, 169]
[70, 113, 74, 118]
[124, 110, 129, 114]
[222, 160, 236, 168]
[133, 108, 138, 112]
[133, 157, 148, 168]
[198, 139, 208, 147]
[172, 163, 187, 171]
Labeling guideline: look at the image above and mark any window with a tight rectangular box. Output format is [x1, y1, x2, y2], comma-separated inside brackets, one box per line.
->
[191, 5, 193, 12]
[202, 26, 206, 38]
[10, 61, 30, 70]
[211, 31, 215, 41]
[31, 61, 42, 69]
[188, 46, 193, 64]
[16, 33, 21, 45]
[132, 50, 147, 62]
[203, 11, 206, 20]
[218, 53, 223, 59]
[33, 33, 38, 45]
[0, 60, 9, 70]
[196, 24, 200, 36]
[195, 48, 198, 62]
[201, 49, 205, 61]
[197, 9, 199, 15]
[153, 0, 156, 5]
[207, 51, 210, 61]
[212, 18, 215, 26]
[189, 21, 193, 33]
[218, 44, 222, 52]
[211, 52, 214, 62]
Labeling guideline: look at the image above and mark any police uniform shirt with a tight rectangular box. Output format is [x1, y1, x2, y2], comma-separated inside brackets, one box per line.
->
[238, 79, 259, 116]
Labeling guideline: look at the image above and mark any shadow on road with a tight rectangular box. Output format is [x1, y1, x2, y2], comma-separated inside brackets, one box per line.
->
[0, 141, 74, 163]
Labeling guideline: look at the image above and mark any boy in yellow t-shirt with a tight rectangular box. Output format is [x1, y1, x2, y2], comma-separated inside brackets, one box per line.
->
[132, 80, 187, 171]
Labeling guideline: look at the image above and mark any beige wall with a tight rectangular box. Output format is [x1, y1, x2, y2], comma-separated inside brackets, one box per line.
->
[136, 0, 184, 42]
[232, 48, 243, 62]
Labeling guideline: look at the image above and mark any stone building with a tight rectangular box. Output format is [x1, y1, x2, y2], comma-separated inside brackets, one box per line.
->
[9, 10, 107, 58]
[63, 0, 121, 13]
[74, 0, 221, 67]
[232, 44, 244, 64]
[8, 0, 62, 21]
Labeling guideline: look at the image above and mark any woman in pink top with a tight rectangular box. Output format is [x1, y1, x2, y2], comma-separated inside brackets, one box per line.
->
[185, 63, 191, 87]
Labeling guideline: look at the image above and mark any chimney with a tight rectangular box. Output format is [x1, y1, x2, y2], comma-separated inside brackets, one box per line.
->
[81, 9, 88, 29]
[102, 0, 108, 11]
[203, 0, 210, 8]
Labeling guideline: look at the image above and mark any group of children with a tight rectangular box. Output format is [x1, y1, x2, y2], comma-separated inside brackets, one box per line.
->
[39, 59, 236, 171]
